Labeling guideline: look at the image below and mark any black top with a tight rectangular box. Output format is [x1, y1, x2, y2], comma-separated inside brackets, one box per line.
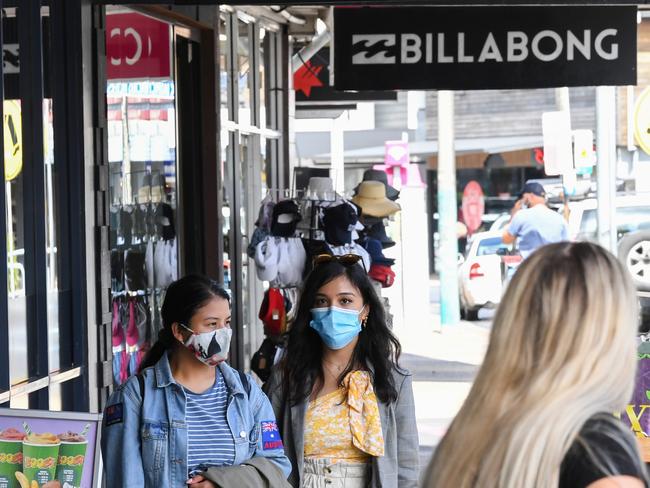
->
[559, 414, 646, 488]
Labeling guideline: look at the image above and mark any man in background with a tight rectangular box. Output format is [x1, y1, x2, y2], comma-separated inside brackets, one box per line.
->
[502, 182, 568, 259]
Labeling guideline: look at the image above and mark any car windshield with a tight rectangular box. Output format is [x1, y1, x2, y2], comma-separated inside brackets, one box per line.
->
[579, 206, 650, 241]
[476, 237, 509, 256]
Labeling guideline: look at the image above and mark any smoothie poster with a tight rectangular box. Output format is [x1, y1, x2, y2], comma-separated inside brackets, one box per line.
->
[0, 409, 101, 488]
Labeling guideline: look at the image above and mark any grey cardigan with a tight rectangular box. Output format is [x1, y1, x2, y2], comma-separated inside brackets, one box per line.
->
[264, 367, 419, 488]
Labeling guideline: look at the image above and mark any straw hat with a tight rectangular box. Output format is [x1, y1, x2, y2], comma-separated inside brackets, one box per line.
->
[351, 181, 401, 218]
[353, 169, 399, 201]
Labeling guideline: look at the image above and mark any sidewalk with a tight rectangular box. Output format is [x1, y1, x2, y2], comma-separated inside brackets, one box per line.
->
[391, 279, 491, 474]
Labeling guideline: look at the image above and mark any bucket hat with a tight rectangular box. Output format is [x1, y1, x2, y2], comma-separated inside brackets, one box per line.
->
[353, 169, 400, 201]
[352, 181, 401, 218]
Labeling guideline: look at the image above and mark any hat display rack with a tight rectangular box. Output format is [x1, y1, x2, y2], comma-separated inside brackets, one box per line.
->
[351, 170, 404, 328]
[109, 169, 178, 386]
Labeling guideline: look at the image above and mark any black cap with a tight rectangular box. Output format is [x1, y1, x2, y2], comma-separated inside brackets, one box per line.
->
[518, 181, 546, 199]
[322, 203, 358, 246]
[271, 200, 301, 237]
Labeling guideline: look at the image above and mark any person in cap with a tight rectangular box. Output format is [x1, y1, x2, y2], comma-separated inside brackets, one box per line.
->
[264, 255, 418, 488]
[502, 181, 568, 259]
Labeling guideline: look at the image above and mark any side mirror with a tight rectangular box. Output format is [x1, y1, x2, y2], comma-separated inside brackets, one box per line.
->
[457, 253, 465, 265]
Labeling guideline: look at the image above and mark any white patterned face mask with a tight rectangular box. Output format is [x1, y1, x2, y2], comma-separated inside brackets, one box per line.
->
[179, 323, 232, 366]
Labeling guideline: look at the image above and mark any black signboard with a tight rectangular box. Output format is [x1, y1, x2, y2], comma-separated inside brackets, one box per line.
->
[294, 47, 396, 103]
[333, 6, 637, 91]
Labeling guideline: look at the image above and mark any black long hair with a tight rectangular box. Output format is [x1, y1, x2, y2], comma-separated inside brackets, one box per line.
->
[139, 275, 230, 372]
[281, 260, 403, 406]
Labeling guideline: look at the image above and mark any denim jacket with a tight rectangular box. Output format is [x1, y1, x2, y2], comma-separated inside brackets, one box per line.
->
[101, 352, 291, 487]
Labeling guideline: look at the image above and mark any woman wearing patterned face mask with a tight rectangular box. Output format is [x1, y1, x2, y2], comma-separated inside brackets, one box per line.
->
[264, 255, 419, 488]
[102, 275, 291, 488]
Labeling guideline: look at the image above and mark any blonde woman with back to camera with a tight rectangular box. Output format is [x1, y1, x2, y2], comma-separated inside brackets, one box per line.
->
[425, 242, 649, 488]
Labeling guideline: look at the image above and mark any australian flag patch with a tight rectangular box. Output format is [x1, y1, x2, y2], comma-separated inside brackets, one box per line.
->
[105, 403, 124, 426]
[261, 420, 283, 450]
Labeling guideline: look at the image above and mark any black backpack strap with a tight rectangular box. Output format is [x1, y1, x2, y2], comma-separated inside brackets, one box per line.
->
[238, 370, 251, 396]
[137, 373, 145, 403]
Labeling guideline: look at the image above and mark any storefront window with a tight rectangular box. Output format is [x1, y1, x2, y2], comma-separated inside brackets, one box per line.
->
[3, 8, 27, 408]
[238, 18, 252, 125]
[220, 15, 228, 120]
[106, 9, 178, 387]
[259, 28, 266, 128]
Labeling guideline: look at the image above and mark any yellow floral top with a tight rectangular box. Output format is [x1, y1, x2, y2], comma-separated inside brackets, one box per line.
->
[303, 370, 385, 463]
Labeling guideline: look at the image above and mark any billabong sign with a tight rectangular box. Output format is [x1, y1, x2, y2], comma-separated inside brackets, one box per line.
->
[334, 7, 636, 90]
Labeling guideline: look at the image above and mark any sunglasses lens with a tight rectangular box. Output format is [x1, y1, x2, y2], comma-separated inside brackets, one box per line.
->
[339, 254, 361, 266]
[313, 254, 333, 266]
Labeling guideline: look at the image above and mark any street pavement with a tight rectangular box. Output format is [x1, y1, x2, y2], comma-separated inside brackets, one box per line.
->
[391, 279, 493, 476]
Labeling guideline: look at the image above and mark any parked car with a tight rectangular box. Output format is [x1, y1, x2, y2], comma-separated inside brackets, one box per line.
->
[488, 213, 510, 232]
[567, 194, 650, 329]
[567, 194, 650, 244]
[458, 231, 521, 321]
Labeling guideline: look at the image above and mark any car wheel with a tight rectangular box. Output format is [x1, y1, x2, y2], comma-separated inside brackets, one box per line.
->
[619, 231, 650, 292]
[465, 308, 480, 321]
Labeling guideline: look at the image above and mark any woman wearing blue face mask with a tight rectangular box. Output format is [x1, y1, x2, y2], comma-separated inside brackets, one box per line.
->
[101, 275, 291, 488]
[264, 255, 419, 488]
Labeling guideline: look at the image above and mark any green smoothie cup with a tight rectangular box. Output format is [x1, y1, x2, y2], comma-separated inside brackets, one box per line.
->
[22, 434, 60, 487]
[55, 434, 87, 488]
[0, 438, 23, 488]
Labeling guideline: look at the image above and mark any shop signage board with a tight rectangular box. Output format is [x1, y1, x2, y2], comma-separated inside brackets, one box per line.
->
[333, 6, 637, 91]
[572, 129, 596, 169]
[0, 408, 101, 488]
[3, 100, 22, 182]
[542, 111, 573, 176]
[106, 13, 172, 80]
[384, 141, 409, 167]
[634, 87, 650, 156]
[294, 48, 396, 103]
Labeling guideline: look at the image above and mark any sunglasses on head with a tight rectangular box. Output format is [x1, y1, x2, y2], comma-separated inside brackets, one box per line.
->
[312, 253, 366, 272]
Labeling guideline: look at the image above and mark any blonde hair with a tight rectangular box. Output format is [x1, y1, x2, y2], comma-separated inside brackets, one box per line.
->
[426, 242, 643, 487]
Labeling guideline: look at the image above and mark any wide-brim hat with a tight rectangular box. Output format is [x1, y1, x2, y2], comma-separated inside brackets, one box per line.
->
[353, 169, 399, 201]
[352, 181, 401, 218]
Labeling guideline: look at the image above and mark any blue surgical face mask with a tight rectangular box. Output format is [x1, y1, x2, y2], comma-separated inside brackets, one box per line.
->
[309, 305, 366, 350]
